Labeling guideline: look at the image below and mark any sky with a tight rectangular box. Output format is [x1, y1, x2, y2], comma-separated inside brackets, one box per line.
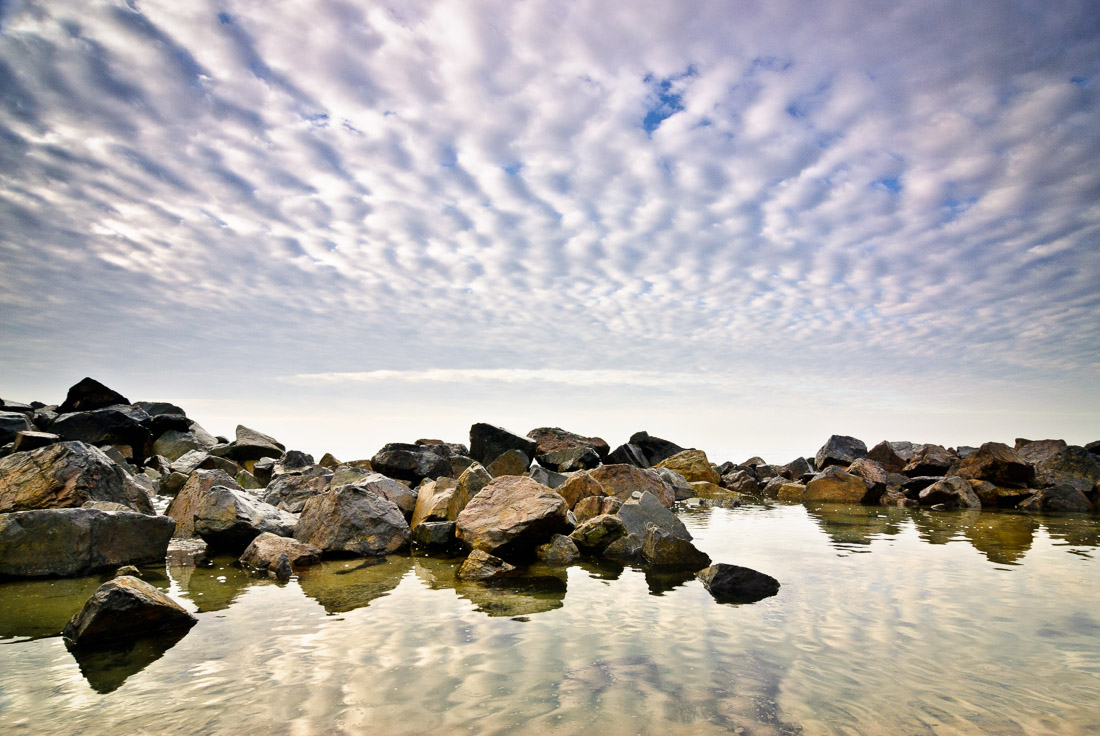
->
[1, 0, 1099, 465]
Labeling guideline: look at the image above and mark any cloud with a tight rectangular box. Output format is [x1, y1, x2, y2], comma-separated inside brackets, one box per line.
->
[285, 368, 728, 388]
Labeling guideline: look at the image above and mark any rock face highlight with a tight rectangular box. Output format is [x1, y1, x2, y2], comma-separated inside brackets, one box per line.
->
[193, 486, 298, 553]
[589, 464, 675, 507]
[455, 476, 569, 554]
[294, 486, 410, 556]
[62, 576, 195, 645]
[655, 449, 720, 484]
[0, 442, 154, 514]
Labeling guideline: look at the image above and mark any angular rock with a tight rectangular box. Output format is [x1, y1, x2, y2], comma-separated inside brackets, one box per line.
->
[804, 466, 879, 504]
[274, 450, 314, 475]
[0, 441, 153, 514]
[294, 485, 410, 556]
[469, 423, 538, 467]
[720, 469, 760, 496]
[456, 549, 519, 581]
[537, 446, 601, 472]
[569, 513, 627, 554]
[410, 520, 457, 549]
[144, 413, 192, 438]
[455, 476, 569, 553]
[234, 469, 262, 490]
[761, 475, 791, 498]
[225, 425, 285, 463]
[589, 464, 675, 507]
[814, 435, 868, 470]
[867, 441, 914, 472]
[152, 428, 217, 462]
[1086, 440, 1100, 456]
[449, 455, 474, 477]
[536, 534, 579, 565]
[918, 476, 981, 509]
[456, 461, 492, 502]
[629, 431, 686, 466]
[556, 470, 606, 509]
[657, 467, 695, 500]
[194, 486, 298, 553]
[968, 479, 1032, 508]
[370, 442, 452, 485]
[0, 411, 34, 445]
[1015, 439, 1068, 466]
[415, 439, 470, 458]
[132, 401, 186, 417]
[62, 576, 195, 645]
[11, 430, 60, 453]
[260, 468, 334, 513]
[573, 495, 622, 523]
[51, 406, 152, 460]
[527, 426, 610, 461]
[642, 525, 711, 569]
[776, 482, 806, 502]
[57, 377, 130, 415]
[0, 508, 175, 578]
[655, 449, 721, 484]
[697, 563, 780, 603]
[690, 481, 742, 501]
[528, 465, 567, 489]
[958, 442, 1034, 486]
[318, 452, 342, 470]
[607, 443, 648, 468]
[1034, 446, 1100, 496]
[158, 472, 188, 497]
[1018, 483, 1091, 513]
[251, 456, 278, 485]
[847, 457, 891, 487]
[165, 469, 244, 538]
[903, 444, 956, 477]
[410, 477, 459, 528]
[487, 448, 531, 477]
[617, 491, 691, 541]
[602, 532, 643, 561]
[239, 532, 321, 573]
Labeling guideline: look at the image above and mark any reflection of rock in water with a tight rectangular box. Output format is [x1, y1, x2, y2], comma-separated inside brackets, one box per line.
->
[911, 509, 981, 545]
[168, 555, 269, 612]
[297, 555, 413, 614]
[575, 558, 624, 581]
[1041, 516, 1100, 549]
[805, 503, 907, 553]
[454, 576, 566, 618]
[67, 627, 191, 693]
[963, 512, 1038, 565]
[644, 568, 696, 595]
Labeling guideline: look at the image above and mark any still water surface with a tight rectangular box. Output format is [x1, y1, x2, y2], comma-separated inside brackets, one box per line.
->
[1, 503, 1099, 735]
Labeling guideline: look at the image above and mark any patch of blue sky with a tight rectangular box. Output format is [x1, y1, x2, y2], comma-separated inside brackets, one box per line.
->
[440, 146, 457, 168]
[641, 66, 696, 135]
[502, 162, 522, 175]
[873, 177, 902, 193]
[942, 196, 978, 222]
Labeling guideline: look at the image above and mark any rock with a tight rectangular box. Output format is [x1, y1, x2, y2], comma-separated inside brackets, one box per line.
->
[569, 513, 627, 554]
[1015, 439, 1068, 466]
[721, 469, 761, 495]
[0, 508, 175, 577]
[689, 481, 742, 501]
[919, 476, 982, 509]
[416, 439, 470, 458]
[165, 469, 244, 537]
[370, 442, 452, 485]
[410, 477, 459, 528]
[0, 411, 34, 445]
[804, 466, 879, 504]
[294, 485, 410, 556]
[776, 482, 806, 502]
[152, 428, 217, 462]
[741, 456, 767, 467]
[607, 443, 648, 467]
[847, 458, 891, 486]
[469, 423, 538, 467]
[235, 469, 262, 490]
[655, 449, 721, 484]
[239, 532, 321, 573]
[50, 407, 152, 460]
[528, 465, 567, 489]
[225, 425, 285, 463]
[487, 448, 531, 477]
[968, 479, 1032, 508]
[1034, 446, 1100, 496]
[32, 407, 58, 430]
[251, 456, 278, 485]
[260, 467, 334, 513]
[1018, 483, 1091, 513]
[527, 427, 610, 461]
[158, 472, 188, 497]
[318, 452, 342, 469]
[11, 430, 60, 453]
[761, 475, 791, 498]
[194, 486, 298, 553]
[617, 491, 691, 541]
[410, 520, 457, 549]
[814, 435, 868, 470]
[62, 576, 195, 645]
[589, 464, 675, 507]
[602, 532, 643, 561]
[536, 534, 579, 565]
[115, 564, 141, 577]
[958, 442, 1035, 486]
[629, 431, 686, 466]
[556, 470, 606, 509]
[132, 401, 186, 417]
[456, 461, 493, 503]
[657, 467, 695, 500]
[456, 549, 519, 581]
[169, 449, 238, 477]
[537, 446, 601, 472]
[274, 450, 314, 475]
[144, 413, 191, 437]
[0, 441, 153, 514]
[903, 444, 956, 477]
[57, 377, 130, 414]
[573, 495, 622, 523]
[1086, 440, 1100, 456]
[454, 476, 569, 554]
[642, 525, 711, 569]
[697, 564, 780, 603]
[449, 455, 474, 477]
[867, 441, 914, 472]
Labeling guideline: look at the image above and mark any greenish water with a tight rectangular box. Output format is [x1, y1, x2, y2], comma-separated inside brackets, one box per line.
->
[1, 503, 1099, 735]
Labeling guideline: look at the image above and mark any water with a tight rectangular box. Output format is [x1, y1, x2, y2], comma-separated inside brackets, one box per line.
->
[2, 503, 1099, 735]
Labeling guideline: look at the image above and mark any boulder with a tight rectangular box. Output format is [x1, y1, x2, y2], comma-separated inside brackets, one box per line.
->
[1015, 439, 1067, 466]
[487, 448, 531, 477]
[144, 413, 191, 437]
[239, 532, 321, 573]
[0, 508, 175, 578]
[720, 469, 760, 496]
[607, 443, 648, 468]
[1018, 484, 1091, 513]
[132, 401, 186, 417]
[918, 476, 981, 509]
[318, 452, 342, 469]
[814, 435, 867, 470]
[804, 466, 879, 504]
[410, 520, 457, 549]
[657, 467, 696, 500]
[0, 411, 34, 445]
[642, 525, 711, 569]
[958, 442, 1034, 486]
[690, 481, 742, 501]
[224, 425, 285, 463]
[469, 423, 538, 467]
[589, 464, 675, 507]
[527, 426, 610, 460]
[194, 486, 298, 553]
[903, 444, 956, 477]
[370, 442, 452, 485]
[1086, 440, 1100, 456]
[456, 461, 493, 504]
[152, 428, 217, 462]
[449, 455, 475, 477]
[776, 482, 806, 502]
[1034, 446, 1100, 496]
[617, 491, 691, 541]
[234, 470, 262, 490]
[847, 458, 891, 487]
[602, 533, 644, 561]
[761, 475, 792, 498]
[62, 576, 195, 645]
[528, 465, 567, 489]
[456, 549, 519, 581]
[968, 479, 1032, 508]
[556, 470, 606, 509]
[274, 450, 314, 475]
[573, 495, 622, 523]
[867, 441, 914, 472]
[0, 441, 153, 514]
[569, 513, 627, 554]
[629, 431, 685, 466]
[338, 472, 417, 517]
[165, 469, 244, 537]
[536, 534, 579, 565]
[415, 439, 470, 458]
[57, 377, 130, 414]
[11, 430, 60, 453]
[251, 456, 278, 485]
[410, 477, 459, 528]
[50, 407, 152, 459]
[294, 485, 410, 556]
[655, 449, 721, 484]
[697, 564, 780, 603]
[782, 457, 814, 479]
[455, 476, 569, 554]
[536, 446, 601, 472]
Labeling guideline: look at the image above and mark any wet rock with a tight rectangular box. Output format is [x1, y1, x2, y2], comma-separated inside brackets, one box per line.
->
[487, 448, 531, 477]
[165, 469, 244, 538]
[239, 532, 321, 573]
[62, 576, 195, 645]
[958, 442, 1035, 486]
[57, 378, 130, 414]
[11, 430, 60, 453]
[918, 476, 981, 509]
[224, 425, 285, 463]
[455, 476, 569, 554]
[804, 466, 879, 504]
[618, 491, 691, 541]
[655, 449, 721, 484]
[697, 563, 780, 603]
[607, 443, 648, 468]
[815, 435, 868, 470]
[602, 533, 644, 561]
[556, 470, 606, 509]
[410, 520, 457, 549]
[194, 486, 298, 553]
[0, 508, 175, 577]
[1034, 446, 1100, 496]
[537, 446, 601, 472]
[573, 495, 622, 523]
[903, 444, 957, 477]
[776, 482, 806, 502]
[0, 411, 34, 445]
[1015, 439, 1068, 466]
[370, 442, 453, 485]
[51, 406, 152, 460]
[527, 427, 610, 461]
[152, 428, 218, 462]
[629, 431, 686, 466]
[642, 525, 711, 569]
[456, 549, 519, 581]
[294, 485, 410, 556]
[569, 513, 627, 554]
[528, 465, 567, 489]
[536, 534, 579, 565]
[589, 464, 675, 507]
[469, 423, 538, 467]
[867, 441, 914, 472]
[0, 441, 153, 514]
[1018, 484, 1091, 513]
[968, 479, 1032, 508]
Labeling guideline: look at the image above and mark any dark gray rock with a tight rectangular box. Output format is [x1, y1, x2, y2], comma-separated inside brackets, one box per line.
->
[225, 425, 285, 463]
[1015, 439, 1068, 466]
[918, 476, 981, 509]
[415, 439, 470, 458]
[410, 521, 458, 549]
[274, 450, 314, 475]
[1034, 446, 1100, 496]
[12, 430, 60, 453]
[528, 465, 567, 489]
[629, 431, 685, 466]
[469, 423, 538, 467]
[782, 456, 813, 479]
[339, 471, 418, 518]
[194, 486, 298, 553]
[527, 426, 610, 461]
[0, 411, 34, 445]
[617, 491, 691, 541]
[642, 525, 711, 569]
[456, 549, 519, 581]
[720, 469, 760, 495]
[132, 401, 186, 417]
[51, 406, 152, 460]
[814, 435, 868, 470]
[536, 534, 579, 565]
[370, 443, 452, 485]
[537, 446, 601, 472]
[569, 513, 627, 554]
[260, 467, 333, 513]
[1018, 484, 1091, 513]
[294, 485, 410, 556]
[1086, 440, 1100, 456]
[57, 377, 130, 414]
[62, 576, 195, 645]
[607, 443, 648, 467]
[152, 428, 218, 462]
[144, 413, 192, 437]
[697, 563, 780, 603]
[657, 467, 695, 500]
[958, 442, 1034, 486]
[903, 444, 957, 477]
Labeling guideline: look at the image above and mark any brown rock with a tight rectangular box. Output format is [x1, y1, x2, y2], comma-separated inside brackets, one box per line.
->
[454, 476, 569, 553]
[239, 532, 321, 572]
[487, 448, 530, 477]
[456, 549, 519, 580]
[958, 442, 1034, 486]
[410, 477, 459, 528]
[919, 476, 981, 509]
[536, 534, 579, 565]
[62, 576, 195, 645]
[294, 485, 410, 556]
[165, 469, 243, 538]
[526, 427, 610, 460]
[573, 495, 622, 523]
[776, 482, 806, 502]
[642, 525, 711, 569]
[569, 514, 626, 553]
[804, 466, 877, 504]
[589, 464, 675, 507]
[556, 470, 606, 509]
[655, 449, 721, 484]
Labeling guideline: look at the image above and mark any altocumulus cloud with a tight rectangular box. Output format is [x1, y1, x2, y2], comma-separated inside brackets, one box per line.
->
[1, 0, 1099, 410]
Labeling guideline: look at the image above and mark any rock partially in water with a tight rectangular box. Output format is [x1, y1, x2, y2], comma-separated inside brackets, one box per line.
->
[294, 485, 410, 556]
[165, 469, 244, 538]
[642, 525, 711, 570]
[1034, 446, 1100, 496]
[1019, 483, 1091, 513]
[239, 532, 321, 575]
[570, 513, 627, 554]
[536, 534, 579, 565]
[804, 466, 880, 504]
[194, 486, 298, 553]
[456, 548, 519, 580]
[410, 477, 458, 528]
[919, 476, 982, 510]
[62, 575, 196, 645]
[455, 476, 569, 554]
[959, 442, 1034, 486]
[410, 520, 458, 549]
[697, 563, 780, 603]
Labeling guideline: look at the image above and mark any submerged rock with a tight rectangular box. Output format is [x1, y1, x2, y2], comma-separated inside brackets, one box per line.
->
[697, 563, 780, 603]
[642, 525, 711, 569]
[62, 576, 195, 645]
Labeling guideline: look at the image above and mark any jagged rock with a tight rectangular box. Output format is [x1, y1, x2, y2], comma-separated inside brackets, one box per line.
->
[318, 452, 341, 469]
[804, 466, 879, 504]
[456, 549, 519, 581]
[528, 465, 567, 489]
[617, 491, 691, 541]
[536, 534, 579, 565]
[573, 495, 622, 523]
[0, 411, 34, 445]
[144, 413, 191, 438]
[697, 564, 780, 603]
[294, 485, 410, 556]
[607, 443, 648, 467]
[602, 533, 643, 561]
[1086, 440, 1100, 456]
[457, 461, 492, 503]
[33, 407, 58, 430]
[958, 442, 1034, 486]
[776, 482, 806, 502]
[224, 425, 285, 463]
[449, 455, 475, 477]
[715, 461, 737, 476]
[0, 441, 153, 514]
[720, 469, 760, 495]
[1018, 484, 1091, 513]
[469, 423, 538, 467]
[903, 444, 956, 477]
[741, 456, 766, 467]
[0, 508, 175, 577]
[410, 477, 459, 528]
[132, 401, 186, 417]
[57, 377, 130, 414]
[761, 476, 791, 498]
[50, 406, 152, 460]
[259, 468, 333, 513]
[690, 481, 741, 501]
[867, 441, 914, 472]
[239, 532, 321, 573]
[629, 431, 685, 466]
[416, 439, 470, 458]
[455, 476, 569, 553]
[165, 469, 244, 538]
[657, 467, 695, 500]
[274, 450, 315, 475]
[968, 479, 1032, 508]
[152, 427, 218, 462]
[642, 525, 711, 569]
[655, 449, 720, 484]
[235, 469, 262, 490]
[370, 442, 452, 485]
[62, 576, 195, 645]
[527, 427, 610, 461]
[487, 448, 530, 477]
[169, 449, 238, 477]
[158, 472, 188, 497]
[194, 486, 298, 553]
[569, 513, 626, 554]
[1034, 446, 1100, 496]
[1015, 439, 1068, 466]
[251, 456, 278, 485]
[814, 435, 868, 470]
[919, 476, 981, 509]
[537, 446, 601, 472]
[589, 464, 675, 507]
[556, 470, 605, 509]
[12, 430, 60, 453]
[410, 520, 457, 548]
[847, 458, 890, 486]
